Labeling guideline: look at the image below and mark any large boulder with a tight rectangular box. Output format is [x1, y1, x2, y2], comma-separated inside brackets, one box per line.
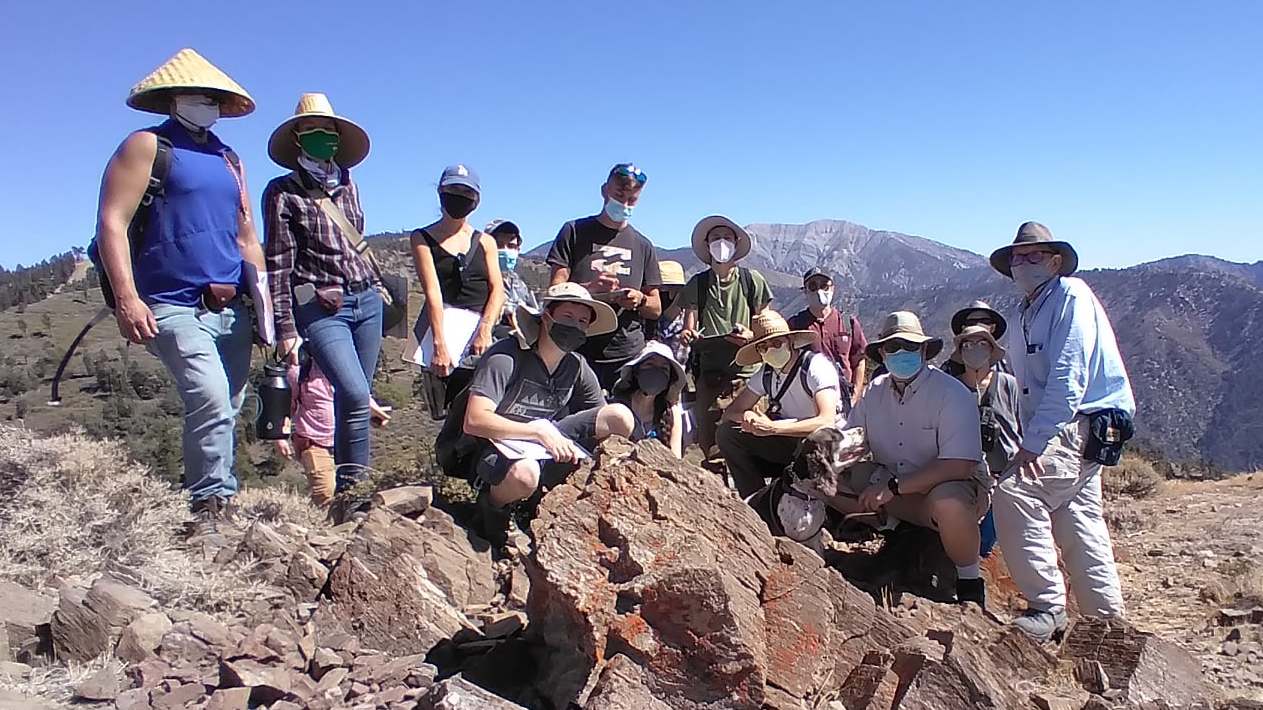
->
[0, 581, 56, 658]
[1063, 617, 1211, 705]
[523, 438, 1075, 709]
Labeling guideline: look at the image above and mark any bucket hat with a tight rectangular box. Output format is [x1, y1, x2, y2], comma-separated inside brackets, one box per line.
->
[735, 310, 820, 367]
[989, 221, 1079, 278]
[515, 282, 618, 347]
[127, 48, 255, 117]
[950, 300, 1008, 339]
[865, 311, 944, 361]
[612, 341, 687, 403]
[268, 92, 370, 170]
[691, 215, 752, 265]
[949, 325, 1007, 367]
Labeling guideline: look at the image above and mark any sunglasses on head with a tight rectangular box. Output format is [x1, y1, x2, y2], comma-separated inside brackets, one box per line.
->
[612, 163, 648, 184]
[1009, 250, 1057, 266]
[881, 340, 921, 354]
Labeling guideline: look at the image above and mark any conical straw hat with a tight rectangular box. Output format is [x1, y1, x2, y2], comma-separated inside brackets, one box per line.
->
[127, 48, 255, 117]
[268, 93, 370, 170]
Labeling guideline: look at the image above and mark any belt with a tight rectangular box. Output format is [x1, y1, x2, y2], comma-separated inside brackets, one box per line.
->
[345, 280, 374, 294]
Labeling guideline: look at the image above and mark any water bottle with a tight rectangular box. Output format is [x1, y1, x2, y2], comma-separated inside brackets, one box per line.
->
[256, 362, 291, 440]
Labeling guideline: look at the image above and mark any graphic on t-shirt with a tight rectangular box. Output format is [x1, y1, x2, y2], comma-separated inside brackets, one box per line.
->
[500, 376, 570, 422]
[589, 245, 633, 278]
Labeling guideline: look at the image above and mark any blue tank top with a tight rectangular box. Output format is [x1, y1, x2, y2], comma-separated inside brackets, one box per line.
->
[133, 120, 244, 307]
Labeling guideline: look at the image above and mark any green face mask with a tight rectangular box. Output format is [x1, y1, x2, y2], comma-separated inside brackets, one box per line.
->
[297, 128, 340, 162]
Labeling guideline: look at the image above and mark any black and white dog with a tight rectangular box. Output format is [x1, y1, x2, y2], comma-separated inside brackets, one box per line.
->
[746, 426, 868, 552]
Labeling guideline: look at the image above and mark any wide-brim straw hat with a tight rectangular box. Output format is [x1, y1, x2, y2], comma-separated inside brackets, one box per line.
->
[990, 221, 1079, 278]
[656, 260, 687, 287]
[127, 48, 254, 118]
[950, 300, 1008, 339]
[691, 215, 752, 265]
[514, 282, 619, 347]
[268, 93, 370, 170]
[865, 311, 944, 361]
[949, 325, 1008, 367]
[613, 341, 687, 403]
[735, 310, 819, 367]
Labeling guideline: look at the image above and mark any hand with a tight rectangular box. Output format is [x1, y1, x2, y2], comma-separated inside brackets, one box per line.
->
[430, 345, 454, 378]
[369, 400, 392, 427]
[273, 439, 294, 459]
[531, 420, 581, 464]
[1011, 447, 1045, 482]
[469, 328, 493, 357]
[741, 411, 777, 436]
[615, 288, 644, 310]
[115, 296, 158, 344]
[586, 272, 621, 294]
[680, 329, 699, 345]
[278, 337, 301, 365]
[724, 324, 754, 346]
[858, 482, 895, 511]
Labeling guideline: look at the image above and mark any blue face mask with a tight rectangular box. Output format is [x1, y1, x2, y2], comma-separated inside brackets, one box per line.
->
[603, 197, 634, 224]
[885, 349, 924, 380]
[498, 248, 518, 273]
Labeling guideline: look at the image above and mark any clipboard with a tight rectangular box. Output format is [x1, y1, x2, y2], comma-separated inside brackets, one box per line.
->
[406, 306, 481, 367]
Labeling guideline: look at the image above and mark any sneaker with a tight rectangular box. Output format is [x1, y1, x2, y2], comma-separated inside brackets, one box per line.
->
[1013, 608, 1069, 643]
[956, 577, 986, 607]
[476, 491, 513, 550]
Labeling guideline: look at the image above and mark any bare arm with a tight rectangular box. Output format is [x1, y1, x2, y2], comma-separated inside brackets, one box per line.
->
[409, 232, 451, 372]
[898, 458, 979, 495]
[549, 265, 570, 287]
[722, 385, 761, 424]
[669, 405, 683, 458]
[472, 231, 505, 354]
[851, 360, 867, 404]
[769, 387, 839, 437]
[232, 161, 265, 271]
[95, 131, 158, 342]
[638, 287, 662, 320]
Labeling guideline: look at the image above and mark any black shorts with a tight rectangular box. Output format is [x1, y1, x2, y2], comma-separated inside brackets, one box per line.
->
[473, 406, 604, 487]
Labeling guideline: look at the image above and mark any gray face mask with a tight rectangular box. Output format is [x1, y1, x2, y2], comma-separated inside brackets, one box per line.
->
[961, 346, 993, 370]
[636, 367, 671, 396]
[1011, 262, 1057, 295]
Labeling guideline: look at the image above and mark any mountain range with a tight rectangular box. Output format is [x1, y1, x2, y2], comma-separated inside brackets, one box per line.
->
[528, 219, 1263, 471]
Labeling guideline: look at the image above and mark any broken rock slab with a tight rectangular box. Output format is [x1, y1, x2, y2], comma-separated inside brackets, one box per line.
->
[0, 580, 56, 656]
[84, 576, 156, 628]
[1063, 616, 1211, 706]
[116, 612, 173, 663]
[50, 587, 109, 662]
[421, 676, 527, 709]
[372, 485, 434, 517]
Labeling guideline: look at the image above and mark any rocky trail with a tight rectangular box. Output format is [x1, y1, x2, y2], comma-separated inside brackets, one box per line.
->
[0, 425, 1259, 709]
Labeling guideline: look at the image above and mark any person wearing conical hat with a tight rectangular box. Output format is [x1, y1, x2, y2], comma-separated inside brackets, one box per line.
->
[839, 311, 991, 607]
[663, 216, 772, 462]
[717, 310, 841, 498]
[262, 93, 382, 494]
[987, 221, 1135, 643]
[93, 48, 262, 523]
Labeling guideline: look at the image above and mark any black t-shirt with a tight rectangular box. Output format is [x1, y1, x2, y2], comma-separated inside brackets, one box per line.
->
[467, 339, 605, 422]
[546, 216, 661, 363]
[413, 228, 490, 311]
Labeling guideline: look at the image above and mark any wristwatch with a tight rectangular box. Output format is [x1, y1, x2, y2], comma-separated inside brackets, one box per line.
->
[886, 477, 901, 496]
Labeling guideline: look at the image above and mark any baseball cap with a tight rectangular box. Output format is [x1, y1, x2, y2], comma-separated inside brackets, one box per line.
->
[439, 164, 480, 193]
[802, 267, 833, 284]
[485, 219, 520, 237]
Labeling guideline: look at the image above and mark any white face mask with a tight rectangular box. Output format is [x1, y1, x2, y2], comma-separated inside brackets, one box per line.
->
[172, 95, 220, 131]
[809, 288, 833, 308]
[708, 239, 736, 264]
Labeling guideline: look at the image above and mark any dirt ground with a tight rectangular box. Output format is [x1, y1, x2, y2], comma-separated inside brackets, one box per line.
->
[1111, 473, 1263, 698]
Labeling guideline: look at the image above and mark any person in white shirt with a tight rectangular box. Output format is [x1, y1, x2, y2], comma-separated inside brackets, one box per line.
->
[718, 310, 842, 497]
[833, 311, 990, 607]
[989, 221, 1136, 643]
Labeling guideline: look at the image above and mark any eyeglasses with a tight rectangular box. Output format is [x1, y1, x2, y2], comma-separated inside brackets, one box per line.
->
[881, 340, 920, 354]
[1009, 250, 1057, 266]
[804, 280, 832, 292]
[756, 337, 788, 353]
[611, 163, 648, 184]
[960, 339, 992, 351]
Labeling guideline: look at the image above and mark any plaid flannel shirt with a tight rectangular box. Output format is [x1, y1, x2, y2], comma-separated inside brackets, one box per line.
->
[263, 169, 376, 339]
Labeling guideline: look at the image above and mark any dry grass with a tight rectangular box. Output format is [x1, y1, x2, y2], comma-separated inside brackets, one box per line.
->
[236, 483, 330, 530]
[1102, 455, 1163, 500]
[0, 424, 308, 611]
[1201, 557, 1263, 608]
[0, 653, 115, 708]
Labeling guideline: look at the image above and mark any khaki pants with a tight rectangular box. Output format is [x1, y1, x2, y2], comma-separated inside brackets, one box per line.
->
[692, 373, 744, 458]
[294, 435, 336, 508]
[842, 463, 989, 529]
[991, 417, 1124, 616]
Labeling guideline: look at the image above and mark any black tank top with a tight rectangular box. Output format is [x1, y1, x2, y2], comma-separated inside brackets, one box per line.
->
[415, 227, 490, 310]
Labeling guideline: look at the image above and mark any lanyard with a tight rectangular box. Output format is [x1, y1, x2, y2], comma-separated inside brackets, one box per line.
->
[1020, 279, 1057, 352]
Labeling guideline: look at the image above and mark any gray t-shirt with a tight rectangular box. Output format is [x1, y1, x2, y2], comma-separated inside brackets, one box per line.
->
[960, 371, 1022, 475]
[468, 338, 605, 422]
[546, 216, 662, 363]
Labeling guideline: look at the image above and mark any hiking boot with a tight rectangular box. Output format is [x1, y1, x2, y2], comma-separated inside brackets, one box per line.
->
[1013, 608, 1069, 643]
[476, 491, 513, 550]
[188, 496, 224, 535]
[956, 577, 986, 607]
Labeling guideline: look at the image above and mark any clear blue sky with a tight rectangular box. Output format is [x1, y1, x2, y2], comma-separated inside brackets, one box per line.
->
[3, 1, 1260, 270]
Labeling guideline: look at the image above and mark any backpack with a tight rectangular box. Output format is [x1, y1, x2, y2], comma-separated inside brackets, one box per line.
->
[696, 266, 758, 319]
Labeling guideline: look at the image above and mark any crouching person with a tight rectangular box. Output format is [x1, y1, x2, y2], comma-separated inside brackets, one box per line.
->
[831, 311, 991, 606]
[718, 311, 842, 498]
[437, 283, 635, 545]
[609, 341, 687, 457]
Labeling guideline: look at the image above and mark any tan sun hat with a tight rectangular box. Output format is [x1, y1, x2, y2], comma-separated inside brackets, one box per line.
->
[691, 215, 752, 265]
[268, 93, 370, 170]
[865, 311, 944, 361]
[127, 48, 254, 117]
[735, 310, 820, 367]
[989, 221, 1079, 278]
[514, 282, 619, 347]
[656, 260, 686, 287]
[950, 325, 1007, 367]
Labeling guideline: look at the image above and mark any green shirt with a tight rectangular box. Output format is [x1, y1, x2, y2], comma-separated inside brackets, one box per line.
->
[675, 267, 773, 377]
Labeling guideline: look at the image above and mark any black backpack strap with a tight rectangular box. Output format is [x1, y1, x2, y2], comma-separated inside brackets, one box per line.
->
[740, 267, 757, 314]
[697, 268, 714, 319]
[222, 147, 241, 170]
[767, 351, 811, 415]
[131, 134, 173, 244]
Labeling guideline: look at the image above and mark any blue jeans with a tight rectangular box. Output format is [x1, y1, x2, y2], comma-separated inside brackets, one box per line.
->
[147, 300, 252, 501]
[295, 287, 383, 490]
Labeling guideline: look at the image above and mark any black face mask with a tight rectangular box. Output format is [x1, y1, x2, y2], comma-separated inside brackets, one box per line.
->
[547, 320, 588, 353]
[636, 367, 671, 396]
[439, 192, 477, 219]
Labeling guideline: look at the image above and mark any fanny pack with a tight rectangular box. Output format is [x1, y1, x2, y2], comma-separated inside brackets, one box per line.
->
[1083, 408, 1135, 466]
[201, 283, 238, 312]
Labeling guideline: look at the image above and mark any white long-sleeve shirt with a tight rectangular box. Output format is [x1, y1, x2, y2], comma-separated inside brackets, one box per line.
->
[1007, 276, 1135, 454]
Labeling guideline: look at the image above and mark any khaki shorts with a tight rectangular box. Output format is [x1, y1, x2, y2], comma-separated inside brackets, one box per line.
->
[840, 462, 990, 530]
